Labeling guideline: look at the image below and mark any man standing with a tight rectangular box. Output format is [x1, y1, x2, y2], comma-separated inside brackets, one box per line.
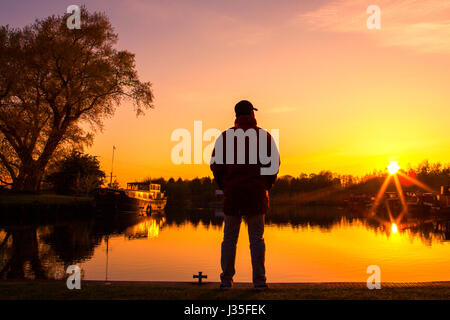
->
[210, 100, 279, 290]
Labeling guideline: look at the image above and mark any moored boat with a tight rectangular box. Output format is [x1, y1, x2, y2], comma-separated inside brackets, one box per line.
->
[94, 182, 167, 215]
[408, 185, 450, 215]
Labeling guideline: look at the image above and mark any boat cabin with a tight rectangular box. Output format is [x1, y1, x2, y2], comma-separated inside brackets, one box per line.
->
[127, 182, 150, 191]
[126, 182, 165, 200]
[439, 186, 450, 209]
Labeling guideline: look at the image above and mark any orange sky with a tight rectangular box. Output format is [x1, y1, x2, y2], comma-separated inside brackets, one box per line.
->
[4, 0, 449, 184]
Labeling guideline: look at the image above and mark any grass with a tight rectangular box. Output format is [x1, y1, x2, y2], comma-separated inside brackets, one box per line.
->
[0, 193, 92, 206]
[0, 193, 94, 221]
[0, 281, 449, 300]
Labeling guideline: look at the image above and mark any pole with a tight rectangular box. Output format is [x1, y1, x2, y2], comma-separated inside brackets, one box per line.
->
[110, 145, 115, 187]
[105, 235, 109, 281]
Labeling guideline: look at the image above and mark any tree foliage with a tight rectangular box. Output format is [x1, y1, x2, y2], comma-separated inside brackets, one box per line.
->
[0, 7, 153, 191]
[46, 151, 105, 195]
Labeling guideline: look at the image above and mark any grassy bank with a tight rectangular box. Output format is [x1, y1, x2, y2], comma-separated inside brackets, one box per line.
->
[1, 281, 449, 300]
[0, 193, 92, 206]
[0, 193, 94, 223]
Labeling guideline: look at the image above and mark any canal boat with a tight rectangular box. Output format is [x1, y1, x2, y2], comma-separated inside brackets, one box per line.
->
[437, 186, 450, 207]
[408, 186, 450, 215]
[94, 182, 167, 215]
[434, 185, 450, 214]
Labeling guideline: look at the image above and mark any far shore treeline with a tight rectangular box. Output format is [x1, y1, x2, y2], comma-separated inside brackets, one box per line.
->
[0, 154, 449, 209]
[138, 160, 449, 208]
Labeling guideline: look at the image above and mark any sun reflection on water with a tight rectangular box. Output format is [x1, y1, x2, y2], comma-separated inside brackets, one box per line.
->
[391, 223, 398, 234]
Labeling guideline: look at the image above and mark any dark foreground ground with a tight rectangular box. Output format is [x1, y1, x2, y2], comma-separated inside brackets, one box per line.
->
[1, 281, 449, 300]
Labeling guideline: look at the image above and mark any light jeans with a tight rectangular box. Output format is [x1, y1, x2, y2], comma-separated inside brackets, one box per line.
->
[220, 214, 266, 286]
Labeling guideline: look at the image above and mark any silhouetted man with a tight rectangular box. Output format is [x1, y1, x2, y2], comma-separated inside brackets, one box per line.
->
[210, 100, 279, 290]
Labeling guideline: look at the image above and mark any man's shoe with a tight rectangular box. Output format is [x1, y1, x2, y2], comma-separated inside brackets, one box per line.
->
[219, 283, 233, 290]
[254, 284, 269, 291]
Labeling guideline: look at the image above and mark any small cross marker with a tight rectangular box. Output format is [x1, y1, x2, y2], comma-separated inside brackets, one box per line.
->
[193, 271, 207, 284]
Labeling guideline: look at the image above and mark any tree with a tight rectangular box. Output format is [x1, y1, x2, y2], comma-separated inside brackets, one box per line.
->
[0, 7, 153, 192]
[46, 151, 105, 195]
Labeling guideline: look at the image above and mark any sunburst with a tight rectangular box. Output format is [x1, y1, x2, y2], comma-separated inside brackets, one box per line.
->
[369, 161, 435, 232]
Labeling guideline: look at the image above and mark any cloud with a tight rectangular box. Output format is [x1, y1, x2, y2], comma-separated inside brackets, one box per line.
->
[298, 0, 450, 53]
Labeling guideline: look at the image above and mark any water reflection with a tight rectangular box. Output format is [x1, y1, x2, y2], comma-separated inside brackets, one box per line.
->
[0, 213, 142, 280]
[0, 227, 49, 279]
[0, 205, 449, 281]
[125, 214, 166, 239]
[391, 223, 398, 234]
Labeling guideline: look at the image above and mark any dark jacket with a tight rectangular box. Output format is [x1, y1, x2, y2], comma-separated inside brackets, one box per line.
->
[210, 114, 279, 216]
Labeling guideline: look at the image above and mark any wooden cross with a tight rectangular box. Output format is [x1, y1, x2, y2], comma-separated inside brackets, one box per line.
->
[193, 271, 207, 284]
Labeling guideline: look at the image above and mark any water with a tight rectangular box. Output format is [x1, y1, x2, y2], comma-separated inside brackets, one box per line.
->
[1, 206, 449, 282]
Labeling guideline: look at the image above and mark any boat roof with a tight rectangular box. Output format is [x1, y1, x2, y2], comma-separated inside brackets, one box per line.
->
[127, 182, 161, 187]
[127, 182, 160, 185]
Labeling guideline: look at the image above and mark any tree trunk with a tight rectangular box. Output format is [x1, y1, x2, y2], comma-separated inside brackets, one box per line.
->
[12, 164, 44, 193]
[11, 132, 61, 192]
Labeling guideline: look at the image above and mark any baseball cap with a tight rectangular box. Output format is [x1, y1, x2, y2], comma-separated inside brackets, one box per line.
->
[235, 100, 258, 116]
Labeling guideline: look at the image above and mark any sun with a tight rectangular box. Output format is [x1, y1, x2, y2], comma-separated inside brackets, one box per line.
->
[387, 161, 400, 175]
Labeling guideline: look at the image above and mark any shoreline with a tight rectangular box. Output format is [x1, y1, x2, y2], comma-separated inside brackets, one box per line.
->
[1, 280, 449, 300]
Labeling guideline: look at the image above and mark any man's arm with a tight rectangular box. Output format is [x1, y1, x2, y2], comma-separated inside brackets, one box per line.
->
[210, 133, 225, 189]
[263, 131, 280, 190]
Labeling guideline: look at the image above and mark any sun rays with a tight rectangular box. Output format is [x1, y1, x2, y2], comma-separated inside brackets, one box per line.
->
[370, 161, 436, 232]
